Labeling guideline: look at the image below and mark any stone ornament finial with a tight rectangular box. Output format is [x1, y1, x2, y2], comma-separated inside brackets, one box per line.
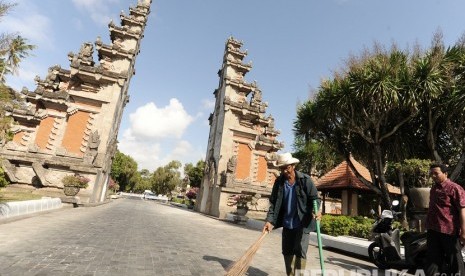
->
[77, 42, 94, 66]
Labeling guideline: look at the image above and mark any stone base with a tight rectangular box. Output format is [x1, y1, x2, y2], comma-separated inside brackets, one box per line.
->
[409, 211, 428, 232]
[60, 196, 81, 207]
[233, 215, 249, 225]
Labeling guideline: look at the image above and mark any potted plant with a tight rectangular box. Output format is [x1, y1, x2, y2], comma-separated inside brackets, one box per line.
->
[227, 193, 253, 216]
[62, 174, 90, 196]
[395, 159, 432, 210]
[185, 187, 198, 209]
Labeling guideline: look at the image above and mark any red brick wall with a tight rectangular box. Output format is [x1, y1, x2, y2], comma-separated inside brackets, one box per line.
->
[13, 131, 24, 145]
[62, 111, 90, 156]
[256, 155, 267, 183]
[35, 117, 55, 149]
[235, 143, 251, 180]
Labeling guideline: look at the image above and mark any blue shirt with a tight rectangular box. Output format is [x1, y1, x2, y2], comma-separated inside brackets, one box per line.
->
[283, 180, 301, 229]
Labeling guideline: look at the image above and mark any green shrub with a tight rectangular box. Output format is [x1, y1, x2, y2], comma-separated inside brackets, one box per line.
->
[0, 167, 8, 188]
[320, 215, 374, 239]
[349, 216, 375, 238]
[170, 197, 192, 205]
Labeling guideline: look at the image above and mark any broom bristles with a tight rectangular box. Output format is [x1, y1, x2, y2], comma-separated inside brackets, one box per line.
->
[225, 231, 268, 276]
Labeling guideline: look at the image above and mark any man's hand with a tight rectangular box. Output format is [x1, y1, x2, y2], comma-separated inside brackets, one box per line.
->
[313, 211, 322, 221]
[460, 208, 465, 245]
[263, 222, 274, 233]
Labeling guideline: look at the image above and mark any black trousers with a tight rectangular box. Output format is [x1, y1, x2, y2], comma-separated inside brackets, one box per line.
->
[282, 227, 310, 258]
[425, 229, 464, 276]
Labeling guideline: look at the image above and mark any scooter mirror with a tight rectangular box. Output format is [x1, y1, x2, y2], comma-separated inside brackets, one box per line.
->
[392, 200, 400, 207]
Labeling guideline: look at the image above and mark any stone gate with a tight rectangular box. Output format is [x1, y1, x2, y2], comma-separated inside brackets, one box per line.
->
[196, 37, 284, 218]
[0, 0, 152, 203]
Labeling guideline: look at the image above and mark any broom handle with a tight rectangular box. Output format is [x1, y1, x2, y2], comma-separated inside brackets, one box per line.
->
[313, 199, 325, 276]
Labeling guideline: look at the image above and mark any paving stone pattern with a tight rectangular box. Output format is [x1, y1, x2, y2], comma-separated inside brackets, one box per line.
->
[0, 199, 381, 276]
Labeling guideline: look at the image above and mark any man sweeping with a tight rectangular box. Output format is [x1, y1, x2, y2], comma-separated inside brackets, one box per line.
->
[262, 152, 322, 276]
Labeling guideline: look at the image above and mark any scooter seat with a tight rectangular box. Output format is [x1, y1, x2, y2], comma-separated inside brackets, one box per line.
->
[384, 246, 402, 261]
[401, 231, 427, 245]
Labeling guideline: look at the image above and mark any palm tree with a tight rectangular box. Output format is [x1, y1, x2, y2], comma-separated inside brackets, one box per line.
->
[0, 35, 36, 82]
[0, 1, 16, 18]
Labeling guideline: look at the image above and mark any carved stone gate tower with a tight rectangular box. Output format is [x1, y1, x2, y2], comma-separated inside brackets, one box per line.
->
[196, 37, 283, 218]
[0, 0, 152, 203]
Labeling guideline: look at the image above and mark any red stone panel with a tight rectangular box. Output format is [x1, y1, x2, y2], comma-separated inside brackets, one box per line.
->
[61, 111, 90, 156]
[256, 155, 267, 183]
[35, 117, 55, 149]
[13, 131, 25, 145]
[235, 143, 251, 180]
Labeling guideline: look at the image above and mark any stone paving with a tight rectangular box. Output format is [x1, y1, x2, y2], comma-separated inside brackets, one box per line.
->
[0, 198, 386, 275]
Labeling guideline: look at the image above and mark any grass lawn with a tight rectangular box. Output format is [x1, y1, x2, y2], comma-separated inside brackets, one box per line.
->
[0, 186, 43, 203]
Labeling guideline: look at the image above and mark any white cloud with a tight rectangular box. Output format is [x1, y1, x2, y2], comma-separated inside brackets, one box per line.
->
[172, 140, 192, 156]
[128, 99, 193, 139]
[0, 6, 53, 49]
[117, 137, 162, 171]
[72, 0, 120, 26]
[118, 134, 205, 171]
[5, 62, 41, 90]
[169, 140, 206, 165]
[118, 99, 202, 171]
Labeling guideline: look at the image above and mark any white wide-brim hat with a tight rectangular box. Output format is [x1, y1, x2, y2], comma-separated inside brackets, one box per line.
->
[273, 152, 299, 167]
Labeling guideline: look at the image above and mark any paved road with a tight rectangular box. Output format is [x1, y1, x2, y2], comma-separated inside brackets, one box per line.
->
[0, 199, 388, 275]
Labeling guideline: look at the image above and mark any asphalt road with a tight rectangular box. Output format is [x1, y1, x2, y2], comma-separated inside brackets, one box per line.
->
[0, 198, 393, 275]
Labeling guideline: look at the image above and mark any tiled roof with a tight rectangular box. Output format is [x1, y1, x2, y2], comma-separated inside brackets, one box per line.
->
[316, 157, 372, 191]
[386, 183, 400, 194]
[315, 156, 400, 194]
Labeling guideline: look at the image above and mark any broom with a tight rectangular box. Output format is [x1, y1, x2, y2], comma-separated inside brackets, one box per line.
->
[313, 199, 326, 276]
[225, 231, 268, 276]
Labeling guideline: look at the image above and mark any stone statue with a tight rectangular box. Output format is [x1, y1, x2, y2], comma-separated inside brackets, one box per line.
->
[84, 131, 100, 164]
[88, 131, 100, 150]
[78, 43, 94, 66]
[250, 193, 261, 210]
[254, 89, 262, 102]
[79, 43, 93, 58]
[227, 155, 237, 173]
[267, 115, 275, 131]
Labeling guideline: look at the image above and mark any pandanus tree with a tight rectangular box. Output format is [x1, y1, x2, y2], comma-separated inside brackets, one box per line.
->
[295, 43, 419, 209]
[408, 33, 465, 182]
[443, 40, 465, 182]
[294, 33, 465, 210]
[293, 100, 343, 176]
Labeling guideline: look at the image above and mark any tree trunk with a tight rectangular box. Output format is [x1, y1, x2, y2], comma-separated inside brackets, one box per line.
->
[450, 151, 465, 182]
[374, 144, 391, 210]
[396, 167, 408, 228]
[426, 108, 442, 163]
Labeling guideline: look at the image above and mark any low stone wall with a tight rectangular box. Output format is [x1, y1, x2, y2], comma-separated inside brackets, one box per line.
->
[0, 197, 62, 219]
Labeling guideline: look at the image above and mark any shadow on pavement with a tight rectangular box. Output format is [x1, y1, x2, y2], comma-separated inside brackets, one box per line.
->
[325, 256, 387, 274]
[203, 255, 269, 276]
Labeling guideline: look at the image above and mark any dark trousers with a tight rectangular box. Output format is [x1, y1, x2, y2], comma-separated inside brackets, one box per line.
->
[282, 227, 310, 258]
[425, 229, 464, 276]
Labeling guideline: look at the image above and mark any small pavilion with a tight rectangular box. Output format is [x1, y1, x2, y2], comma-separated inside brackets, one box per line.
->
[316, 156, 400, 216]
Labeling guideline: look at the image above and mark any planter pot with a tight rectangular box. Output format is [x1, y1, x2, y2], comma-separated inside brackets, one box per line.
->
[408, 187, 431, 211]
[236, 206, 249, 216]
[63, 186, 80, 196]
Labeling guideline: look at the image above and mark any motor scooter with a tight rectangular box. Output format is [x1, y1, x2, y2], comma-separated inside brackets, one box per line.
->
[368, 200, 427, 271]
